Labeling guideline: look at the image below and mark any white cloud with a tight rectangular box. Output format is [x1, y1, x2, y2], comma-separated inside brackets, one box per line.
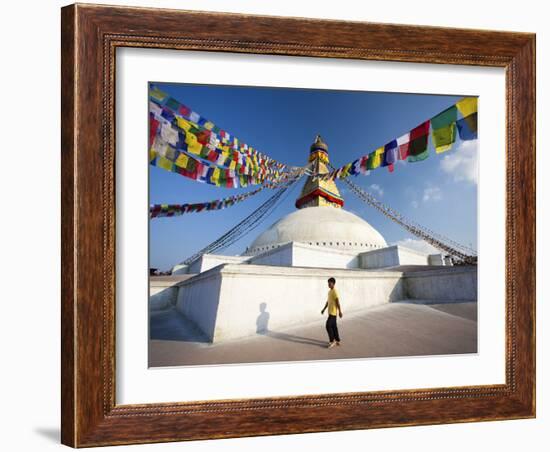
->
[369, 183, 384, 197]
[422, 186, 442, 202]
[440, 140, 478, 184]
[411, 200, 419, 209]
[392, 238, 439, 255]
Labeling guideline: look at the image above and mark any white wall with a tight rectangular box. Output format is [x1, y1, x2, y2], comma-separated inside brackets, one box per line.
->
[149, 275, 196, 309]
[172, 264, 476, 341]
[188, 253, 250, 273]
[292, 243, 360, 268]
[404, 267, 478, 301]
[360, 245, 431, 268]
[249, 242, 360, 268]
[247, 242, 294, 266]
[3, 1, 547, 452]
[178, 264, 404, 341]
[149, 282, 178, 310]
[175, 269, 224, 340]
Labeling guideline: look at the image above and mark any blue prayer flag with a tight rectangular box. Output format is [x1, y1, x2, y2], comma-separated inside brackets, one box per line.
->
[457, 113, 478, 141]
[382, 139, 398, 167]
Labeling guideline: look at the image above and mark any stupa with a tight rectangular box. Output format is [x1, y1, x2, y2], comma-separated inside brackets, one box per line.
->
[245, 135, 387, 256]
[171, 135, 446, 276]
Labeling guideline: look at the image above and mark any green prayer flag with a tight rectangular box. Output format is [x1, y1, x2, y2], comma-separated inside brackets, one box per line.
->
[165, 97, 180, 111]
[431, 106, 457, 129]
[431, 105, 457, 153]
[407, 149, 429, 162]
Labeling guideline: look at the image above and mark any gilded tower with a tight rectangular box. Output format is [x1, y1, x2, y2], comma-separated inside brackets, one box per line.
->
[295, 135, 344, 209]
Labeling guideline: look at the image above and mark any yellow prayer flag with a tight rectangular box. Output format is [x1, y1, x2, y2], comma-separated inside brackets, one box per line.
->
[342, 163, 352, 177]
[149, 148, 157, 163]
[176, 116, 193, 132]
[175, 153, 189, 169]
[435, 144, 453, 154]
[456, 97, 478, 117]
[157, 156, 174, 171]
[371, 146, 384, 169]
[150, 87, 167, 103]
[212, 168, 221, 181]
[185, 134, 202, 155]
[204, 121, 215, 130]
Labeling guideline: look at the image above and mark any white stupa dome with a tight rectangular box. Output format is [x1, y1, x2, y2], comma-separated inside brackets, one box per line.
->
[245, 206, 387, 255]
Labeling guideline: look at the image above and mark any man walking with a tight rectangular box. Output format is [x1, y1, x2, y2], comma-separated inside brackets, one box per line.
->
[321, 277, 343, 348]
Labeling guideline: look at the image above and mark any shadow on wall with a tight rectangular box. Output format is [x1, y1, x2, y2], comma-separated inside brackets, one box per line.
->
[149, 307, 209, 343]
[388, 280, 405, 302]
[255, 302, 327, 348]
[256, 302, 270, 333]
[149, 285, 179, 311]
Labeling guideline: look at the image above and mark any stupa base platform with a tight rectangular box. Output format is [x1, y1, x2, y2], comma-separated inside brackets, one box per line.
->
[153, 263, 477, 343]
[149, 301, 477, 367]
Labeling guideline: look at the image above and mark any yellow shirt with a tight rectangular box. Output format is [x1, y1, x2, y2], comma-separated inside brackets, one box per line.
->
[327, 288, 340, 316]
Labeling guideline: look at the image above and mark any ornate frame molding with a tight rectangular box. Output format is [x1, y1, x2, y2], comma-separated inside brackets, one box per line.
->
[61, 4, 535, 447]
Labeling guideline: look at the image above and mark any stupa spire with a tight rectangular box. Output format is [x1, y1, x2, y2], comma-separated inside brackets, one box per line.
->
[295, 135, 344, 209]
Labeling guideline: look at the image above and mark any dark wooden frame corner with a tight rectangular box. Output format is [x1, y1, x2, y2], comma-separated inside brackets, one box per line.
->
[61, 3, 536, 447]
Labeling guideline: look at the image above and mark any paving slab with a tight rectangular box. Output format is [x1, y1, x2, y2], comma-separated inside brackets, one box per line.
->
[149, 301, 477, 367]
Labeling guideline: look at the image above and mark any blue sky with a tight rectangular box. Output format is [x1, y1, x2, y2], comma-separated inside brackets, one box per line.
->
[149, 83, 478, 271]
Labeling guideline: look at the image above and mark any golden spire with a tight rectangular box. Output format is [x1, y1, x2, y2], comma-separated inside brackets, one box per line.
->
[295, 136, 344, 209]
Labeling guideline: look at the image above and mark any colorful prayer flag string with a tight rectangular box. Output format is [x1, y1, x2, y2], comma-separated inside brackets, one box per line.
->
[320, 97, 477, 180]
[150, 167, 307, 218]
[149, 85, 292, 184]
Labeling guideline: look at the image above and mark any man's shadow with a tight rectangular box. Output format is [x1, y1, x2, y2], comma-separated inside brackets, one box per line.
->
[256, 303, 326, 348]
[256, 302, 270, 334]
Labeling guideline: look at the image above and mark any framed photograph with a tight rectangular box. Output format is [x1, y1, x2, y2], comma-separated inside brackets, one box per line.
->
[61, 3, 535, 447]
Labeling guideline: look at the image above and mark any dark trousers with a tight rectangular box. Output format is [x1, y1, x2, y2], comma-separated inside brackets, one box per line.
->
[326, 315, 340, 342]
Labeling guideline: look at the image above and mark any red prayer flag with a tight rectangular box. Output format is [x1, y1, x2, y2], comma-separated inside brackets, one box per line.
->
[206, 150, 218, 162]
[178, 105, 191, 117]
[195, 130, 211, 145]
[410, 120, 430, 140]
[149, 116, 159, 147]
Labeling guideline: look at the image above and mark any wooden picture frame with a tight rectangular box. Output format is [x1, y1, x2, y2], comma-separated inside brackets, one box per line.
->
[61, 3, 535, 447]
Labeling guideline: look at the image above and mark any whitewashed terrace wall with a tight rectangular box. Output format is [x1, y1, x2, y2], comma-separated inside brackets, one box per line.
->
[188, 254, 250, 274]
[403, 266, 477, 301]
[248, 242, 360, 269]
[149, 275, 194, 310]
[177, 264, 404, 342]
[175, 270, 223, 340]
[359, 245, 430, 269]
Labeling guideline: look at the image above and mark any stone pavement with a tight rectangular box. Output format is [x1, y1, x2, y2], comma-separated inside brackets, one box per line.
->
[149, 301, 477, 367]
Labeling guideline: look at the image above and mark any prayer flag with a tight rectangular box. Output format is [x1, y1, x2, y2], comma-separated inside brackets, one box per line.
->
[408, 121, 430, 161]
[149, 115, 159, 148]
[165, 97, 180, 111]
[432, 124, 456, 153]
[397, 133, 410, 160]
[430, 106, 457, 153]
[175, 153, 189, 169]
[367, 147, 385, 170]
[382, 139, 398, 167]
[160, 122, 179, 146]
[150, 87, 167, 103]
[457, 113, 478, 140]
[431, 105, 457, 130]
[189, 111, 200, 123]
[156, 155, 174, 172]
[456, 97, 478, 117]
[178, 104, 191, 117]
